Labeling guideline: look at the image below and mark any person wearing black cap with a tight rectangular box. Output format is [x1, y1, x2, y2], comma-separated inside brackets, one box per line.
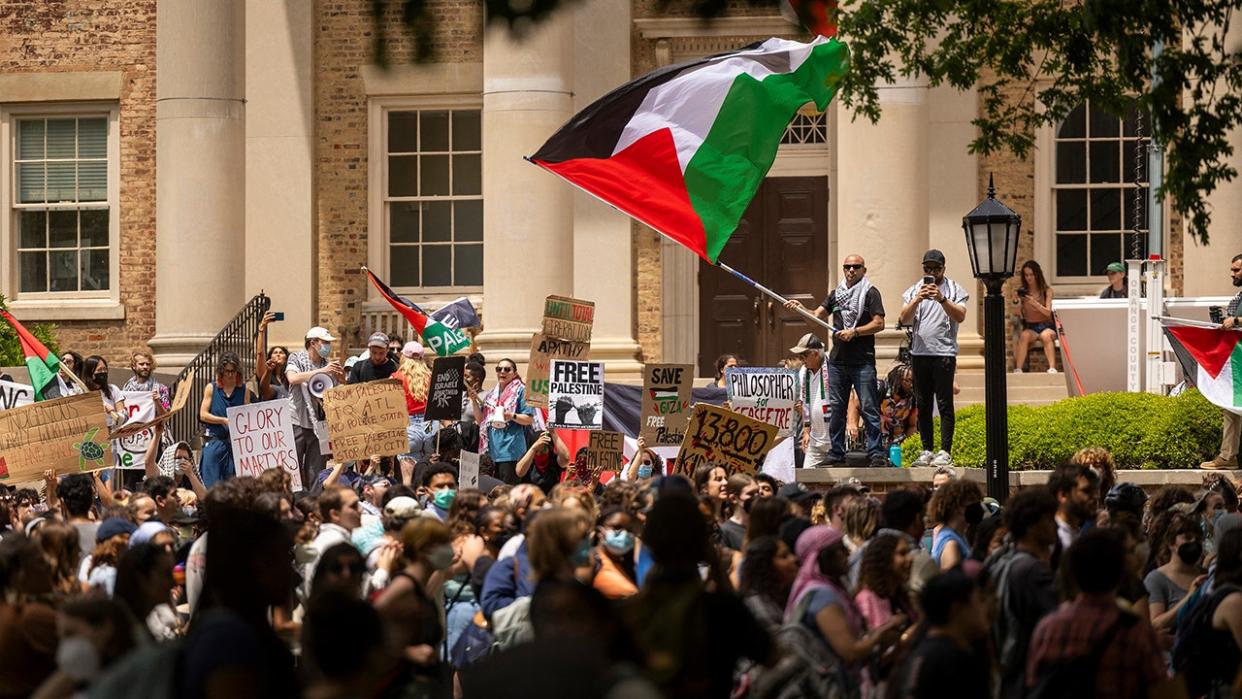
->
[899, 249, 969, 468]
[790, 332, 832, 467]
[777, 482, 821, 519]
[348, 331, 399, 384]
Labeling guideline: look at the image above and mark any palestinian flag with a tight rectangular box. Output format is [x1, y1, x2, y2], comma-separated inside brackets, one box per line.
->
[0, 309, 60, 401]
[1165, 324, 1242, 414]
[649, 387, 680, 407]
[363, 268, 472, 357]
[530, 37, 848, 263]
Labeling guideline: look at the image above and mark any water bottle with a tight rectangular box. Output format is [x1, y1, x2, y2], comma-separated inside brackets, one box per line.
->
[889, 443, 902, 468]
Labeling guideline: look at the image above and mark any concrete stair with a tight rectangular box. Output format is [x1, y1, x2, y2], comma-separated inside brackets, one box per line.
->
[954, 369, 1068, 408]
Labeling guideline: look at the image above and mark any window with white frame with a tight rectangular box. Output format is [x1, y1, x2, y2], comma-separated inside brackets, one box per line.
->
[13, 115, 111, 294]
[1052, 100, 1149, 278]
[385, 108, 482, 289]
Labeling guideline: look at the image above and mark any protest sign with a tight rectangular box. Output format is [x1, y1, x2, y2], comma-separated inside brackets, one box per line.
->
[459, 450, 480, 489]
[548, 360, 604, 429]
[109, 373, 195, 440]
[425, 356, 466, 421]
[227, 400, 303, 491]
[725, 367, 799, 437]
[0, 393, 112, 482]
[675, 403, 777, 477]
[541, 295, 595, 344]
[0, 380, 33, 411]
[321, 379, 408, 461]
[639, 363, 694, 447]
[584, 430, 624, 482]
[526, 333, 590, 408]
[115, 391, 157, 470]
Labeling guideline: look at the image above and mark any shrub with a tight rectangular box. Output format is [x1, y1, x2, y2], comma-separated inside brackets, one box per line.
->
[901, 389, 1221, 470]
[0, 293, 59, 369]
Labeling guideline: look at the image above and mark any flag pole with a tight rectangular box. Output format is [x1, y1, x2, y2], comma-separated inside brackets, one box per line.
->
[1153, 316, 1225, 330]
[715, 261, 836, 336]
[58, 362, 90, 393]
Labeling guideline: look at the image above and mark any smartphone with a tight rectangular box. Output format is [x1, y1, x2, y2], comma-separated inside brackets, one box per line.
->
[922, 275, 934, 286]
[273, 311, 285, 321]
[1017, 288, 1027, 297]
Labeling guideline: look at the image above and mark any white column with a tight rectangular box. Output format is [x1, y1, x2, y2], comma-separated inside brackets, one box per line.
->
[150, 0, 246, 370]
[476, 15, 575, 368]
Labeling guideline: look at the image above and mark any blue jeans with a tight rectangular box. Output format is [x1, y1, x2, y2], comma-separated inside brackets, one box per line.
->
[200, 438, 235, 488]
[827, 363, 883, 460]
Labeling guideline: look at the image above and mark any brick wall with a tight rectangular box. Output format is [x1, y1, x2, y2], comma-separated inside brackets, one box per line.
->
[0, 1, 157, 368]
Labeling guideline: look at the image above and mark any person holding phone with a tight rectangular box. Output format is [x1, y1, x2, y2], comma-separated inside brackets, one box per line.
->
[1011, 260, 1058, 373]
[899, 249, 969, 468]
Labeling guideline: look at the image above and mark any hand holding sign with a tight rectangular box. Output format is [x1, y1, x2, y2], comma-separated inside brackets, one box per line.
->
[675, 403, 778, 477]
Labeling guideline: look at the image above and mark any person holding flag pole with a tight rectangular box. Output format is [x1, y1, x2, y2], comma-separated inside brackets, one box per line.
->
[0, 309, 88, 400]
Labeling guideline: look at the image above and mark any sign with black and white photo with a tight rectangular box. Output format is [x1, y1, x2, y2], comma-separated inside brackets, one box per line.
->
[424, 356, 466, 421]
[547, 359, 604, 429]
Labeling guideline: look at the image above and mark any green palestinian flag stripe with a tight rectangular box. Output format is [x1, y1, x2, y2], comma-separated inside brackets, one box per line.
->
[1234, 343, 1242, 407]
[422, 321, 471, 358]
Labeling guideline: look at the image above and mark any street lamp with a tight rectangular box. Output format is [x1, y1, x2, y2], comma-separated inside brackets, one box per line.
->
[962, 174, 1022, 502]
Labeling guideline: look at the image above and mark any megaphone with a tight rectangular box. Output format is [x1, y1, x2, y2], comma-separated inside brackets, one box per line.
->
[308, 372, 338, 399]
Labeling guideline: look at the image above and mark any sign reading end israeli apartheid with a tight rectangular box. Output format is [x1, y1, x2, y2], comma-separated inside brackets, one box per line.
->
[639, 363, 694, 447]
[0, 392, 112, 482]
[675, 403, 777, 477]
[527, 333, 590, 408]
[322, 379, 408, 462]
[228, 400, 303, 491]
[547, 359, 604, 429]
[541, 295, 595, 344]
[584, 430, 624, 483]
[725, 367, 799, 437]
[425, 356, 466, 421]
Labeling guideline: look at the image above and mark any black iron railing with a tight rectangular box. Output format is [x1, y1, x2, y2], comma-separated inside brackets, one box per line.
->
[167, 293, 271, 449]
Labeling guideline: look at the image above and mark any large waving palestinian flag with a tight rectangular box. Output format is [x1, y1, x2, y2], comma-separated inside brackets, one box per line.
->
[529, 37, 848, 263]
[1165, 324, 1242, 414]
[363, 268, 472, 357]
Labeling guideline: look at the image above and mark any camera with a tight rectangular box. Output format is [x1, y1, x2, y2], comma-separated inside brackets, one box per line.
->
[1017, 288, 1028, 298]
[1210, 306, 1225, 324]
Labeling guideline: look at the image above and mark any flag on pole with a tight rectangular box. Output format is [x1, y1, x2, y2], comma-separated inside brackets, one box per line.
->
[780, 0, 838, 38]
[1164, 324, 1242, 414]
[363, 268, 472, 357]
[0, 309, 60, 401]
[431, 297, 481, 331]
[529, 37, 848, 264]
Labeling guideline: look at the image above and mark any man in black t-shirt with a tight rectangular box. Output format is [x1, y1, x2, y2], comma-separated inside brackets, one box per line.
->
[896, 569, 992, 699]
[348, 332, 399, 384]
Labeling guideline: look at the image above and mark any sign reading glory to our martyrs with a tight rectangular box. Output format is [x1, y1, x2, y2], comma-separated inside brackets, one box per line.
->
[0, 392, 112, 482]
[639, 363, 694, 447]
[227, 400, 303, 491]
[725, 367, 799, 437]
[527, 333, 591, 408]
[547, 359, 605, 429]
[675, 403, 777, 477]
[322, 379, 408, 461]
[425, 356, 467, 421]
[542, 295, 595, 344]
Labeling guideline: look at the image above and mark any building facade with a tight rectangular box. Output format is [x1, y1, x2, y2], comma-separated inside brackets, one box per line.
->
[2, 0, 1239, 377]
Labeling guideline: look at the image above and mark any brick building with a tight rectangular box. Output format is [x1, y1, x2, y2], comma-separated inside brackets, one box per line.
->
[1, 0, 1238, 379]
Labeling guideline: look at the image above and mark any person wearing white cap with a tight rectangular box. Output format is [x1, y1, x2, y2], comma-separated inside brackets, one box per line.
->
[347, 331, 398, 384]
[286, 326, 345, 487]
[790, 332, 833, 468]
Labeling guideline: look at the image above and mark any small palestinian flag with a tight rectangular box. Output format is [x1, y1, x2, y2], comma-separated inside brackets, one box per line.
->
[363, 268, 472, 357]
[649, 387, 680, 407]
[530, 37, 848, 263]
[0, 309, 60, 401]
[1165, 324, 1242, 414]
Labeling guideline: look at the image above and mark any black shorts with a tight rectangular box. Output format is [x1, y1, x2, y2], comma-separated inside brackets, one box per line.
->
[1023, 321, 1055, 334]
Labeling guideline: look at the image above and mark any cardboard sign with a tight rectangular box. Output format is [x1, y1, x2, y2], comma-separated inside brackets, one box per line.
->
[584, 430, 624, 482]
[115, 390, 157, 470]
[0, 380, 33, 411]
[547, 360, 604, 429]
[639, 363, 694, 447]
[526, 333, 590, 408]
[425, 356, 466, 421]
[228, 400, 303, 491]
[0, 392, 113, 482]
[321, 379, 408, 461]
[725, 367, 799, 437]
[109, 373, 195, 440]
[675, 403, 778, 477]
[459, 450, 480, 489]
[541, 295, 595, 344]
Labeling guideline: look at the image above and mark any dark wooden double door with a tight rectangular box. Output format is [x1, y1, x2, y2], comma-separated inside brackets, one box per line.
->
[699, 176, 828, 377]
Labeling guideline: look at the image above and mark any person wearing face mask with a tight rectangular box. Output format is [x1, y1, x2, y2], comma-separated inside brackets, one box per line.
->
[82, 355, 127, 430]
[516, 430, 569, 494]
[624, 436, 664, 482]
[420, 464, 458, 523]
[928, 479, 983, 571]
[31, 597, 138, 699]
[719, 474, 758, 552]
[1146, 512, 1205, 638]
[286, 326, 345, 490]
[592, 507, 638, 599]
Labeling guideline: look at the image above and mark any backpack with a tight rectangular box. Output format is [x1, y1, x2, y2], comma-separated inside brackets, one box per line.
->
[747, 592, 849, 699]
[450, 609, 495, 667]
[1172, 583, 1242, 698]
[488, 554, 533, 651]
[1026, 611, 1133, 699]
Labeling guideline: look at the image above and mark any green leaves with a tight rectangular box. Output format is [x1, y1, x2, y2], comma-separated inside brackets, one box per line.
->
[0, 293, 58, 370]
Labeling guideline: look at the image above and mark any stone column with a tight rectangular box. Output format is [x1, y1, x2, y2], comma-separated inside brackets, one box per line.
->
[476, 15, 575, 369]
[149, 0, 246, 370]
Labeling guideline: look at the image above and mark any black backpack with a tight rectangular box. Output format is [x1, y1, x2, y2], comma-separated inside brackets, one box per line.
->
[1172, 583, 1242, 698]
[1026, 610, 1135, 699]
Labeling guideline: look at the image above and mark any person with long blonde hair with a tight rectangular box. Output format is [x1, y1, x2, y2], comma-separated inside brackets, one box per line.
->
[396, 342, 435, 456]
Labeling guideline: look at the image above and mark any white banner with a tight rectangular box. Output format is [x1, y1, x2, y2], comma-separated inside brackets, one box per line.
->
[459, 450, 480, 490]
[115, 390, 157, 470]
[227, 399, 303, 492]
[0, 380, 33, 411]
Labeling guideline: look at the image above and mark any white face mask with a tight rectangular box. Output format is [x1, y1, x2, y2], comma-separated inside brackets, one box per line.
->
[56, 636, 100, 682]
[427, 543, 455, 571]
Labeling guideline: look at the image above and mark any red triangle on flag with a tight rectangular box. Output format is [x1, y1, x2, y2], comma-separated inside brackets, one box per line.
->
[1167, 325, 1242, 379]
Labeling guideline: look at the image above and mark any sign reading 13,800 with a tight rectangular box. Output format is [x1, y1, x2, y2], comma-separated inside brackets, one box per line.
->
[675, 403, 778, 477]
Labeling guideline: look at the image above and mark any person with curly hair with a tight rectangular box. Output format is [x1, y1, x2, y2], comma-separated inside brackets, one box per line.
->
[854, 533, 917, 631]
[33, 522, 83, 597]
[1070, 446, 1117, 512]
[198, 351, 253, 487]
[928, 479, 983, 570]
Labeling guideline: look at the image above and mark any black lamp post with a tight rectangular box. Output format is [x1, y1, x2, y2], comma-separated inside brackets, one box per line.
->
[962, 174, 1022, 502]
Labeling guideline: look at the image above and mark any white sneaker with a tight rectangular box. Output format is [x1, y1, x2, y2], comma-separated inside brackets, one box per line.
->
[931, 450, 953, 467]
[1046, 368, 1058, 374]
[913, 450, 934, 466]
[1013, 368, 1024, 374]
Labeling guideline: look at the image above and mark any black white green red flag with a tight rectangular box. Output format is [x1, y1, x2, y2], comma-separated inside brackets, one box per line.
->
[0, 309, 60, 401]
[1164, 324, 1242, 415]
[363, 268, 472, 357]
[529, 37, 849, 263]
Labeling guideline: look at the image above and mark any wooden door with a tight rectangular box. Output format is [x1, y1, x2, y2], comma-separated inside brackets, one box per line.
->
[699, 177, 828, 376]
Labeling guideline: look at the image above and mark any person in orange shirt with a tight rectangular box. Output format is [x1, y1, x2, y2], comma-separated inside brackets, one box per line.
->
[593, 507, 639, 599]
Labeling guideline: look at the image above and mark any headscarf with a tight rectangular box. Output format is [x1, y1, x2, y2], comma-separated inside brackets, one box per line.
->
[786, 525, 863, 633]
[130, 521, 171, 548]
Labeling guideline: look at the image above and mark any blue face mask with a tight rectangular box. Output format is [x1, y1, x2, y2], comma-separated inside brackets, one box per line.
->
[432, 489, 457, 510]
[637, 464, 653, 479]
[317, 343, 332, 359]
[603, 529, 634, 555]
[572, 538, 592, 567]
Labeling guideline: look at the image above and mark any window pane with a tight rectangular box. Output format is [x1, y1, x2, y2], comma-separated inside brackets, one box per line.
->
[18, 120, 44, 159]
[1088, 105, 1119, 138]
[455, 244, 483, 286]
[1056, 141, 1085, 184]
[1089, 141, 1120, 183]
[388, 156, 418, 197]
[390, 246, 420, 287]
[1090, 188, 1121, 230]
[452, 154, 480, 195]
[455, 200, 483, 241]
[1123, 141, 1148, 184]
[46, 162, 76, 201]
[420, 111, 449, 151]
[46, 119, 76, 158]
[1124, 233, 1148, 260]
[422, 245, 451, 287]
[81, 249, 108, 290]
[390, 203, 419, 243]
[420, 155, 449, 196]
[388, 112, 419, 153]
[78, 118, 107, 158]
[1089, 233, 1121, 275]
[49, 250, 78, 291]
[17, 162, 45, 203]
[78, 161, 107, 201]
[1056, 189, 1087, 231]
[422, 201, 451, 242]
[452, 111, 481, 151]
[1123, 104, 1142, 137]
[49, 210, 77, 248]
[1057, 234, 1088, 277]
[19, 211, 46, 248]
[81, 209, 109, 247]
[19, 252, 46, 292]
[1124, 187, 1148, 231]
[1059, 104, 1086, 139]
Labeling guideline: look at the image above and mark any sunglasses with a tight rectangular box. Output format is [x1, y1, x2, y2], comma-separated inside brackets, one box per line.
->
[843, 264, 864, 271]
[923, 265, 943, 273]
[497, 366, 514, 373]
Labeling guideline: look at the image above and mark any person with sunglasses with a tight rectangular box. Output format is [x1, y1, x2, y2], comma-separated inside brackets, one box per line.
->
[476, 359, 536, 485]
[899, 249, 969, 468]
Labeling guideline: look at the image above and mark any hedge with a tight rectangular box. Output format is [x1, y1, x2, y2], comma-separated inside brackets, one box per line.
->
[0, 294, 57, 369]
[899, 389, 1223, 470]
